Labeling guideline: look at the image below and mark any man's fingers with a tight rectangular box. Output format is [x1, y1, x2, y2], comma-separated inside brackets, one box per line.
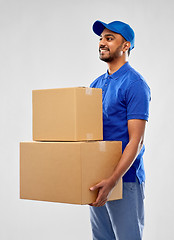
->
[97, 198, 107, 207]
[89, 179, 111, 207]
[91, 191, 106, 207]
[90, 182, 102, 191]
[91, 197, 107, 207]
[94, 189, 103, 203]
[90, 194, 102, 206]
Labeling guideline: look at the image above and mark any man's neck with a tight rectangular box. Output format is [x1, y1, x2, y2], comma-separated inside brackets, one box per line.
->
[107, 58, 127, 75]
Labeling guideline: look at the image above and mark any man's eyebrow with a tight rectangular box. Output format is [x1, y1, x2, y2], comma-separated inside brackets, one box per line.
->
[100, 34, 116, 38]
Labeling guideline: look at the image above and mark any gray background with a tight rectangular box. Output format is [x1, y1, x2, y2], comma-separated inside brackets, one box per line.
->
[0, 0, 173, 239]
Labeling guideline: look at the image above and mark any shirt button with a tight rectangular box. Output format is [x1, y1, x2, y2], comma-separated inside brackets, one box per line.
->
[105, 83, 107, 86]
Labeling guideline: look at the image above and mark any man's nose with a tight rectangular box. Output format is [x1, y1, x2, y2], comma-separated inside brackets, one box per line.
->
[99, 37, 108, 46]
[99, 44, 109, 51]
[99, 41, 107, 49]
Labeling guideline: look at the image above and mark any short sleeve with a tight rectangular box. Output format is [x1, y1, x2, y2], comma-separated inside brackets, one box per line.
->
[90, 77, 100, 88]
[126, 80, 151, 121]
[90, 81, 95, 88]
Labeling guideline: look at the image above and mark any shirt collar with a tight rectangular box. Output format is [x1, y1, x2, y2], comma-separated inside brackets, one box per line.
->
[104, 62, 131, 80]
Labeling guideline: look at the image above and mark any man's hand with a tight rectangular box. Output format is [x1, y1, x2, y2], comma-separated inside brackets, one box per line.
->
[89, 178, 116, 207]
[89, 120, 146, 208]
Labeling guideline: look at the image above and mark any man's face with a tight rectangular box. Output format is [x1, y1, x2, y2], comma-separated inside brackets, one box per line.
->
[99, 28, 125, 62]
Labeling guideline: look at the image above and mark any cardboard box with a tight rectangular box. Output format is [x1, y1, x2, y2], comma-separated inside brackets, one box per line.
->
[32, 87, 103, 141]
[20, 141, 122, 205]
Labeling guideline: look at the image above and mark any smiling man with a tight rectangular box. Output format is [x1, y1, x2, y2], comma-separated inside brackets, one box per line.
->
[89, 20, 151, 240]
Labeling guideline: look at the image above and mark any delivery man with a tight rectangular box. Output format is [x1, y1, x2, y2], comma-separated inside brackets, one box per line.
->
[89, 20, 151, 240]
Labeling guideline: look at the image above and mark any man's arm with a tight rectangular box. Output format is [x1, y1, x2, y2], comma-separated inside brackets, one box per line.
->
[90, 119, 146, 207]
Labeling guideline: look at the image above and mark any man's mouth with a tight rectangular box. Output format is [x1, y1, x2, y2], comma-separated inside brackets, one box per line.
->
[99, 48, 110, 54]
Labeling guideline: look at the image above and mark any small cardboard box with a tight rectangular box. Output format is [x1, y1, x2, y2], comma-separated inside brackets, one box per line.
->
[32, 87, 103, 141]
[20, 141, 122, 205]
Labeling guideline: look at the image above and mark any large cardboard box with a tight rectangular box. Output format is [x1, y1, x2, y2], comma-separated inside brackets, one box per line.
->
[20, 141, 122, 205]
[32, 87, 103, 141]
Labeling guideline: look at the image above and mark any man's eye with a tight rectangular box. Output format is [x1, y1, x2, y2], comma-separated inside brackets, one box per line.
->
[107, 37, 112, 41]
[99, 38, 102, 41]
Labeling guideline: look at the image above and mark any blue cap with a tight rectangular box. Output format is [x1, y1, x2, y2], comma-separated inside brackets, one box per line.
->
[92, 20, 135, 50]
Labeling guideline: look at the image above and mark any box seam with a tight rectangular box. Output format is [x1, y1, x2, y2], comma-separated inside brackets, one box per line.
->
[74, 88, 78, 141]
[74, 88, 77, 141]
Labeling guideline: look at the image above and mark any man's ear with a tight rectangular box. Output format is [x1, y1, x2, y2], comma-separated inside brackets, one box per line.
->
[123, 41, 131, 53]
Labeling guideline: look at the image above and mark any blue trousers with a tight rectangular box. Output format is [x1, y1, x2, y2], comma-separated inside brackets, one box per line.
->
[89, 178, 145, 240]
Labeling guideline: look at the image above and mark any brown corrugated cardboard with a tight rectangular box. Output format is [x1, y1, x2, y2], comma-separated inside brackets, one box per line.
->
[32, 87, 103, 141]
[20, 141, 122, 205]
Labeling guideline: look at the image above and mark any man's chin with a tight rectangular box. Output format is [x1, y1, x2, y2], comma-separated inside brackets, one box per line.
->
[99, 56, 112, 62]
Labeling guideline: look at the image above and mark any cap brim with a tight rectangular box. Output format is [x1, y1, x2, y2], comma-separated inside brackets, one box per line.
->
[92, 20, 108, 36]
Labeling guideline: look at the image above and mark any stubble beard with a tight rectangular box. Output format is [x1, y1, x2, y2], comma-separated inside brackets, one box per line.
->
[99, 54, 113, 62]
[99, 45, 123, 63]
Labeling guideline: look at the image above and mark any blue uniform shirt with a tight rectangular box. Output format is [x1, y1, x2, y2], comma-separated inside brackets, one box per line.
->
[90, 62, 151, 183]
